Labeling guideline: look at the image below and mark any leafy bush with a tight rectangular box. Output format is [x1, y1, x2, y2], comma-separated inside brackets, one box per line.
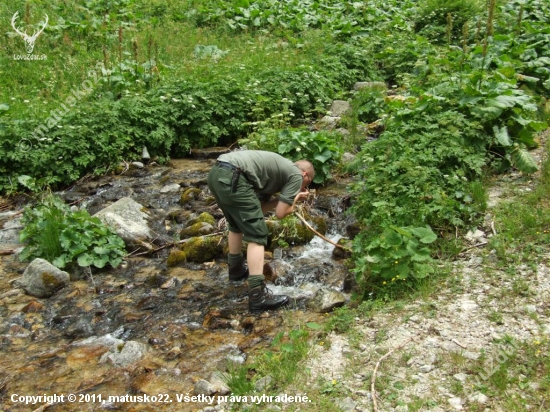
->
[353, 225, 438, 294]
[241, 128, 341, 184]
[19, 195, 126, 269]
[277, 129, 342, 184]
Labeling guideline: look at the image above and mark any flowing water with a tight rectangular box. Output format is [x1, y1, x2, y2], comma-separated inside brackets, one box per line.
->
[0, 154, 354, 411]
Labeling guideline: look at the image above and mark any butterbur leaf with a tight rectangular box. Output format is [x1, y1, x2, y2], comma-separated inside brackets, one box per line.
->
[410, 227, 437, 244]
[93, 256, 109, 268]
[384, 230, 402, 246]
[77, 253, 94, 267]
[510, 146, 538, 174]
[395, 264, 410, 277]
[493, 125, 512, 147]
[412, 263, 434, 279]
[366, 254, 381, 263]
[53, 255, 67, 268]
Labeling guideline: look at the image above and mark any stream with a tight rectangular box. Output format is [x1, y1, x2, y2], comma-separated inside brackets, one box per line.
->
[0, 151, 354, 411]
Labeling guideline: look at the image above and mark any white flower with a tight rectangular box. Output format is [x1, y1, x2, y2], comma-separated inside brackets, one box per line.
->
[24, 100, 30, 103]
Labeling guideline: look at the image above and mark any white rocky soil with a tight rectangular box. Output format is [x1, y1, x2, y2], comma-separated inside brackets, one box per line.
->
[303, 139, 550, 412]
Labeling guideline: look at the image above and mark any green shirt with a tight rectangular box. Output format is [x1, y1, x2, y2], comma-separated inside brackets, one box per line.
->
[218, 150, 302, 205]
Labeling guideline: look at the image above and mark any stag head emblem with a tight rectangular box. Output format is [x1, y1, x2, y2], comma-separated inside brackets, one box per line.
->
[11, 11, 48, 54]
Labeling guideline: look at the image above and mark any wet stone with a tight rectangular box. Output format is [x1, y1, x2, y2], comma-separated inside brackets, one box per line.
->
[17, 258, 70, 298]
[64, 318, 95, 339]
[307, 288, 346, 313]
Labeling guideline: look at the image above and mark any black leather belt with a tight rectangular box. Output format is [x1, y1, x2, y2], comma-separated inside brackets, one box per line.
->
[216, 161, 247, 192]
[216, 161, 236, 170]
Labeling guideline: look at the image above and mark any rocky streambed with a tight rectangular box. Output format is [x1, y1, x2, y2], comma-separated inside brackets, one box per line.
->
[0, 149, 356, 411]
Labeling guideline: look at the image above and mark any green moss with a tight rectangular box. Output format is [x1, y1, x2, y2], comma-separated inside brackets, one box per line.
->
[312, 216, 328, 235]
[166, 209, 192, 224]
[180, 222, 215, 238]
[181, 235, 224, 262]
[187, 212, 216, 226]
[41, 272, 64, 289]
[180, 188, 202, 204]
[267, 215, 316, 248]
[332, 238, 353, 260]
[167, 249, 187, 267]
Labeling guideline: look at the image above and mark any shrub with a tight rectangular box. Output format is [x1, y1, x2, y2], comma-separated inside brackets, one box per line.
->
[19, 195, 126, 269]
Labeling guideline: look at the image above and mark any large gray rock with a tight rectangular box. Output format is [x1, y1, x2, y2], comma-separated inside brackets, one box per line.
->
[307, 288, 346, 313]
[330, 100, 351, 116]
[18, 258, 70, 298]
[93, 197, 153, 247]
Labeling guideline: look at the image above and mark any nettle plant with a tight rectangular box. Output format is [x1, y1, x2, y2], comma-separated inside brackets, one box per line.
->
[19, 195, 126, 269]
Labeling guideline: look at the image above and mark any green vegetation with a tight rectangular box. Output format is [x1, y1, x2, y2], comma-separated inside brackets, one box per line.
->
[3, 0, 549, 295]
[19, 195, 126, 269]
[353, 225, 438, 295]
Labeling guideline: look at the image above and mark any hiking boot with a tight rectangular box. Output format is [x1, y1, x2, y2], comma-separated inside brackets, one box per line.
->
[248, 283, 289, 312]
[228, 261, 249, 281]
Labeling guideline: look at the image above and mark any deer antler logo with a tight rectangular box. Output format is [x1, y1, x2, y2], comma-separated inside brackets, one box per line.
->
[11, 11, 48, 54]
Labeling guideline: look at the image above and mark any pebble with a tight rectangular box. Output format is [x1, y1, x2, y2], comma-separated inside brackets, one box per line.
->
[419, 364, 433, 373]
[468, 392, 489, 404]
[453, 373, 467, 382]
[448, 397, 463, 410]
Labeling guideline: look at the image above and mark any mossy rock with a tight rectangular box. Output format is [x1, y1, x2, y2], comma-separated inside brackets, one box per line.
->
[180, 222, 215, 238]
[332, 238, 353, 260]
[180, 235, 224, 263]
[266, 215, 322, 247]
[187, 212, 216, 226]
[41, 272, 65, 289]
[311, 216, 328, 236]
[180, 188, 202, 204]
[167, 249, 187, 267]
[166, 209, 193, 224]
[204, 196, 217, 205]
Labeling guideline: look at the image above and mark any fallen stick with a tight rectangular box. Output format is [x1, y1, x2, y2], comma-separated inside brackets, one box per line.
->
[294, 211, 352, 252]
[452, 338, 467, 349]
[0, 249, 15, 255]
[371, 338, 411, 412]
[125, 231, 225, 258]
[459, 242, 488, 254]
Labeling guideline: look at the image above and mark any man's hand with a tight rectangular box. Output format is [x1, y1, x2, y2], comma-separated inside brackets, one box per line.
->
[273, 190, 310, 219]
[294, 190, 309, 203]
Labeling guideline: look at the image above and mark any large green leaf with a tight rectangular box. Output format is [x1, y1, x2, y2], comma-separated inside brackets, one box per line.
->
[510, 146, 538, 174]
[410, 227, 437, 244]
[412, 263, 434, 279]
[493, 125, 512, 147]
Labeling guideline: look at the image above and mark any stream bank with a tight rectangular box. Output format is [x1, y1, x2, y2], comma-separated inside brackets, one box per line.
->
[0, 151, 355, 411]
